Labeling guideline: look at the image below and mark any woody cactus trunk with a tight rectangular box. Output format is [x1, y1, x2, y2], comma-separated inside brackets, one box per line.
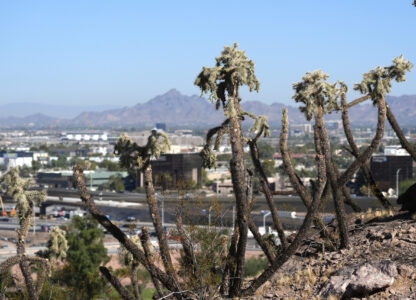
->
[195, 43, 257, 296]
[0, 169, 49, 300]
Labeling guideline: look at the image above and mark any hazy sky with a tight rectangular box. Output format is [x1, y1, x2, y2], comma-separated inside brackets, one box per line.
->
[0, 1, 415, 107]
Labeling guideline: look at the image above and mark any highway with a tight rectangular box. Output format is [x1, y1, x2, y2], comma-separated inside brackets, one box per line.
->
[1, 188, 400, 230]
[37, 188, 401, 213]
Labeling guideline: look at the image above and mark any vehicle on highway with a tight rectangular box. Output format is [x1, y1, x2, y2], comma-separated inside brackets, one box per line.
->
[41, 225, 50, 232]
[126, 216, 137, 222]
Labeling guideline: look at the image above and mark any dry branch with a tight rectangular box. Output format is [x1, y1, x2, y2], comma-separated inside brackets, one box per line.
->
[99, 266, 137, 300]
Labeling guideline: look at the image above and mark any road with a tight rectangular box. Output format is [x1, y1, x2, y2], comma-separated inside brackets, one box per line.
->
[22, 188, 401, 214]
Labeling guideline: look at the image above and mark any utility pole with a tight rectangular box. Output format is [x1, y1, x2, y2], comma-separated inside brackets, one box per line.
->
[396, 168, 402, 197]
[262, 211, 271, 232]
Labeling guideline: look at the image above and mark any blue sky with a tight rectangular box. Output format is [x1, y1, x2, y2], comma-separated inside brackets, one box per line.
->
[0, 1, 415, 107]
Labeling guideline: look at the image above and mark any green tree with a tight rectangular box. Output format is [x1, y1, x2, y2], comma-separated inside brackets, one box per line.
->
[62, 215, 109, 299]
[399, 179, 414, 196]
[99, 174, 126, 192]
[99, 159, 124, 171]
[262, 159, 276, 177]
[31, 160, 42, 173]
[257, 141, 275, 159]
[110, 174, 125, 192]
[50, 155, 69, 169]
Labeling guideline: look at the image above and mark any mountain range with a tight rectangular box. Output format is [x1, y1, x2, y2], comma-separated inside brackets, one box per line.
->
[0, 89, 415, 129]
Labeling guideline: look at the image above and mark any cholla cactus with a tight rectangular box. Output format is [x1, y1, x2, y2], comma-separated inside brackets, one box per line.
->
[292, 70, 346, 121]
[0, 168, 49, 300]
[48, 227, 68, 261]
[196, 44, 275, 297]
[114, 129, 170, 171]
[242, 111, 270, 140]
[201, 145, 218, 169]
[195, 42, 260, 118]
[6, 168, 46, 217]
[354, 55, 413, 102]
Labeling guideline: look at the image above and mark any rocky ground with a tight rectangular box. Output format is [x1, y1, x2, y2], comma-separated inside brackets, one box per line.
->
[250, 210, 416, 299]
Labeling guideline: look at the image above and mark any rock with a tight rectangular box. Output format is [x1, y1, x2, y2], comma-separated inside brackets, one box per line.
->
[397, 183, 416, 212]
[398, 264, 414, 277]
[332, 253, 342, 259]
[383, 231, 394, 240]
[366, 230, 383, 242]
[318, 260, 397, 298]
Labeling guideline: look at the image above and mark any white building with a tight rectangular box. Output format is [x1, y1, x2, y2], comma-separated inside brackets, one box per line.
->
[383, 145, 410, 156]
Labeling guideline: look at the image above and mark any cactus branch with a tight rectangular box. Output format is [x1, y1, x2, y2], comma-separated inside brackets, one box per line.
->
[280, 109, 336, 243]
[338, 96, 386, 187]
[99, 266, 136, 300]
[72, 166, 181, 296]
[241, 135, 326, 296]
[247, 139, 288, 249]
[247, 217, 276, 262]
[341, 94, 392, 208]
[139, 227, 165, 299]
[386, 104, 416, 161]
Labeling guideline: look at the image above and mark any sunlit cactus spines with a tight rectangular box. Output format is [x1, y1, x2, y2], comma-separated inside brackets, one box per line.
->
[195, 42, 260, 117]
[114, 129, 171, 171]
[0, 168, 49, 299]
[292, 70, 345, 121]
[201, 145, 218, 169]
[354, 55, 413, 102]
[6, 168, 46, 217]
[49, 226, 68, 261]
[244, 112, 271, 140]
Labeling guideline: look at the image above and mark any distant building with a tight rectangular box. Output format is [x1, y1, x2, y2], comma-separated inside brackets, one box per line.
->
[0, 150, 49, 168]
[61, 132, 108, 142]
[370, 146, 413, 191]
[37, 170, 134, 190]
[37, 171, 74, 189]
[137, 153, 203, 189]
[326, 120, 343, 130]
[273, 153, 315, 168]
[289, 124, 312, 136]
[212, 180, 233, 194]
[0, 151, 34, 168]
[155, 123, 167, 131]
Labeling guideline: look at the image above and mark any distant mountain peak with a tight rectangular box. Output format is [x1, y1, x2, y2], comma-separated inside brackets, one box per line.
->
[0, 90, 415, 128]
[164, 88, 182, 96]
